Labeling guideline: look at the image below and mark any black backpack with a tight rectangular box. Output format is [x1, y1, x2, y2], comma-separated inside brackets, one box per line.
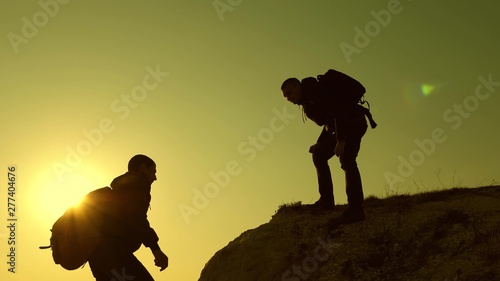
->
[317, 69, 366, 106]
[40, 187, 115, 270]
[307, 69, 377, 129]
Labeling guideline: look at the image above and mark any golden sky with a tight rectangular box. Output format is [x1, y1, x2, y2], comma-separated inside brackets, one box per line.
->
[1, 1, 499, 280]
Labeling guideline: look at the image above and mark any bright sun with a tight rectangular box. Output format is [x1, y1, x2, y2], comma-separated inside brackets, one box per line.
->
[37, 173, 100, 225]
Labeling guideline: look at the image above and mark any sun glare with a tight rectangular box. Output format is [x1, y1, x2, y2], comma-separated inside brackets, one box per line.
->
[37, 173, 98, 224]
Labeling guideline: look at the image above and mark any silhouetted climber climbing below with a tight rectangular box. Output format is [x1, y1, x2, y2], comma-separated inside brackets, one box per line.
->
[89, 154, 169, 280]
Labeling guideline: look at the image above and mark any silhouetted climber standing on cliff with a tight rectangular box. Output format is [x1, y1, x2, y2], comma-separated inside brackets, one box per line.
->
[88, 154, 169, 280]
[281, 69, 376, 223]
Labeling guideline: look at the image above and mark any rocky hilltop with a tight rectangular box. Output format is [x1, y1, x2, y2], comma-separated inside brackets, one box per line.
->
[198, 185, 500, 281]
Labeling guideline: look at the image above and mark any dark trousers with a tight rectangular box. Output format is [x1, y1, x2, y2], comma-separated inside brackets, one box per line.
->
[312, 120, 367, 208]
[89, 239, 154, 281]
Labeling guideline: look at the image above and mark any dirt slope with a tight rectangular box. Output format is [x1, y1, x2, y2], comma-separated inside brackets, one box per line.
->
[198, 185, 500, 281]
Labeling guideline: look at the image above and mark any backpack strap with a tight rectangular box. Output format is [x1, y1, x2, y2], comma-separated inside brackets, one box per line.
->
[359, 97, 377, 129]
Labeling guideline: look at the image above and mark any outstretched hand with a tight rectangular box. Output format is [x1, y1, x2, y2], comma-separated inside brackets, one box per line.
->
[334, 140, 345, 157]
[153, 249, 169, 271]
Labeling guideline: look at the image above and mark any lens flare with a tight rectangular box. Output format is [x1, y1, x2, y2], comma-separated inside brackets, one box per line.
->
[421, 82, 449, 97]
[421, 84, 436, 96]
[402, 81, 449, 106]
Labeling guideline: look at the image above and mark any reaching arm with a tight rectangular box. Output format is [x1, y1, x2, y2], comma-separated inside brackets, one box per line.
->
[153, 249, 169, 271]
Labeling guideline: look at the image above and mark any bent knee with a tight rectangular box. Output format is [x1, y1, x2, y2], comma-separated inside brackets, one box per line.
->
[312, 153, 329, 167]
[340, 159, 358, 171]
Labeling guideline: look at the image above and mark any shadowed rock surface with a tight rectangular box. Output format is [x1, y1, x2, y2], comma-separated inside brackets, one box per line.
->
[199, 185, 500, 281]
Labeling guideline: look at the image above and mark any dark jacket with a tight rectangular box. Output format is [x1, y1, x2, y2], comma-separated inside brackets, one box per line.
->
[103, 171, 160, 253]
[300, 76, 367, 141]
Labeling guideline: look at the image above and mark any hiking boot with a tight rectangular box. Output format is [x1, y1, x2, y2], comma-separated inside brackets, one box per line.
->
[340, 206, 365, 224]
[312, 199, 335, 211]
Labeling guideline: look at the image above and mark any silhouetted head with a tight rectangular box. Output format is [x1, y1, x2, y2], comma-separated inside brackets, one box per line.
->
[128, 154, 157, 184]
[281, 78, 303, 105]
